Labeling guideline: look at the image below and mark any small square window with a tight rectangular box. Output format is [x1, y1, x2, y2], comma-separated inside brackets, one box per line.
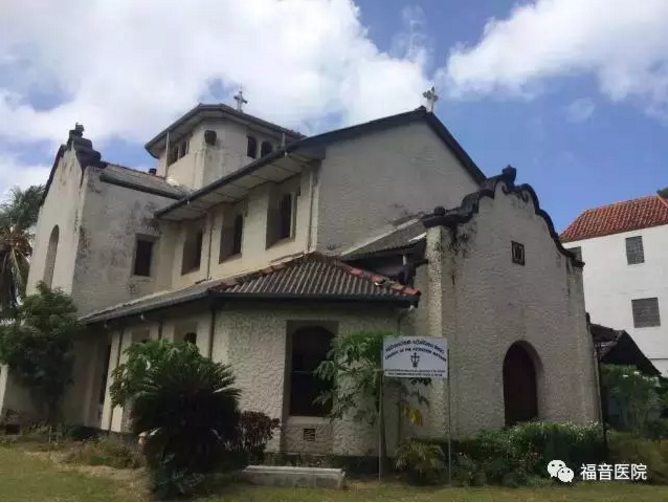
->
[626, 236, 645, 265]
[632, 298, 661, 328]
[511, 241, 525, 266]
[133, 237, 155, 277]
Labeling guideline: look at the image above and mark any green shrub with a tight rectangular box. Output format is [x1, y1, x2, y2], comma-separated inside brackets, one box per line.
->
[234, 411, 280, 465]
[433, 421, 604, 486]
[63, 438, 143, 469]
[609, 432, 668, 484]
[394, 439, 445, 485]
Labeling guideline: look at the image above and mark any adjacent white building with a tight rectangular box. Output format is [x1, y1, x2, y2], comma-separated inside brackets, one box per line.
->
[561, 195, 668, 374]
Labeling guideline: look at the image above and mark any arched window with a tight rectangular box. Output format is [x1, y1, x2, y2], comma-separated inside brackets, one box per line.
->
[43, 225, 60, 288]
[246, 136, 257, 158]
[260, 141, 273, 157]
[503, 342, 540, 426]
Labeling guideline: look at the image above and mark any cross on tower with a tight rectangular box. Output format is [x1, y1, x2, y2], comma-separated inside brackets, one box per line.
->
[233, 89, 248, 112]
[422, 86, 439, 112]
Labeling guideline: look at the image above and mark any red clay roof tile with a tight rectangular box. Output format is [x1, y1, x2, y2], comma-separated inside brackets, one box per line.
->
[561, 195, 668, 242]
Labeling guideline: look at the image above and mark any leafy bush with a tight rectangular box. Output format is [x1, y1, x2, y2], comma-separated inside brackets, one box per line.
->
[0, 283, 82, 425]
[235, 411, 280, 464]
[394, 439, 445, 485]
[602, 364, 663, 436]
[441, 422, 604, 486]
[609, 432, 668, 484]
[63, 438, 143, 469]
[110, 340, 241, 500]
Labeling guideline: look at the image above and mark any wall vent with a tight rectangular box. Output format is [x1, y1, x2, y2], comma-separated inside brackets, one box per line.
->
[303, 428, 316, 442]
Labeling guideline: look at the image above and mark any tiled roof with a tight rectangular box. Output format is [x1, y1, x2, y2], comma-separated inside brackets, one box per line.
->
[212, 253, 420, 299]
[590, 323, 659, 375]
[81, 253, 419, 324]
[101, 164, 190, 199]
[343, 219, 425, 259]
[561, 195, 668, 242]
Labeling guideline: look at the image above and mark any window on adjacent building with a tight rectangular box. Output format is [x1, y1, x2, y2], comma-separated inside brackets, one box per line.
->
[220, 213, 244, 262]
[181, 226, 203, 274]
[632, 298, 661, 328]
[246, 136, 257, 158]
[260, 141, 273, 157]
[289, 326, 333, 417]
[626, 236, 645, 265]
[133, 237, 155, 277]
[568, 246, 582, 262]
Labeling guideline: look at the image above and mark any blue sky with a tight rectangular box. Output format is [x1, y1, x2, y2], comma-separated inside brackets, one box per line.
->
[1, 0, 667, 231]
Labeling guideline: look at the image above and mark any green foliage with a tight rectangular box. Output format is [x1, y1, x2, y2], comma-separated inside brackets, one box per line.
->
[110, 339, 241, 500]
[602, 364, 663, 436]
[63, 438, 144, 469]
[314, 330, 429, 425]
[314, 330, 430, 476]
[658, 186, 668, 199]
[236, 411, 280, 464]
[610, 432, 668, 484]
[0, 282, 81, 424]
[394, 439, 445, 485]
[444, 422, 603, 486]
[0, 185, 44, 314]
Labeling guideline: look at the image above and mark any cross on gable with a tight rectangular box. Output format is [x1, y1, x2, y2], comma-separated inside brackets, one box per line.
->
[422, 86, 439, 112]
[234, 89, 248, 112]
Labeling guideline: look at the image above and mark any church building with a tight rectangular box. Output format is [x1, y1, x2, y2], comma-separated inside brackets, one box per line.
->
[0, 96, 599, 455]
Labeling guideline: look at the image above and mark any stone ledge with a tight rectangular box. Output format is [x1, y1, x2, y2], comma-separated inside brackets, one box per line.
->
[241, 465, 346, 489]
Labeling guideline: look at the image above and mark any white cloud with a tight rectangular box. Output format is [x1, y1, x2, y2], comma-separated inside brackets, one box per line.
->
[0, 155, 50, 195]
[443, 0, 668, 118]
[565, 98, 595, 123]
[0, 0, 432, 149]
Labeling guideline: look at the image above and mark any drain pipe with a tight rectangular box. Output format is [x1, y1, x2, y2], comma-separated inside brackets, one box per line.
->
[107, 327, 125, 433]
[306, 164, 317, 252]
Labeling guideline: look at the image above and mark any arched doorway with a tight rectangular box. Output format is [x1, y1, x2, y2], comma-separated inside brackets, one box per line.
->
[503, 342, 539, 426]
[43, 225, 60, 288]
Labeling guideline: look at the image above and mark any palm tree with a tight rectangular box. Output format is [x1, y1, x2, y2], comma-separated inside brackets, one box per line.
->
[0, 185, 44, 315]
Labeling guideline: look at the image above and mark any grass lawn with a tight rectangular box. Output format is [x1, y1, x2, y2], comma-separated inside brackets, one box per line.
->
[0, 444, 666, 501]
[212, 481, 668, 502]
[0, 446, 141, 501]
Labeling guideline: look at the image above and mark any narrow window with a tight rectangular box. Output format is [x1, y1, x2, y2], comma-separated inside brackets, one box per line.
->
[247, 136, 257, 158]
[278, 193, 293, 240]
[626, 236, 645, 265]
[220, 213, 244, 262]
[260, 141, 273, 157]
[181, 227, 203, 274]
[511, 241, 525, 266]
[568, 246, 582, 262]
[232, 214, 243, 256]
[289, 326, 333, 417]
[632, 298, 661, 328]
[178, 139, 188, 158]
[168, 145, 179, 165]
[43, 225, 60, 288]
[184, 332, 197, 345]
[133, 237, 155, 277]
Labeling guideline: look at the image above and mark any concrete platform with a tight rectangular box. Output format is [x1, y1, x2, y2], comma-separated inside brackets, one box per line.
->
[241, 465, 346, 489]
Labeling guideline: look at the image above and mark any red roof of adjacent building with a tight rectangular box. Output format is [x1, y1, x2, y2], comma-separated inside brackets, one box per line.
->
[561, 195, 668, 243]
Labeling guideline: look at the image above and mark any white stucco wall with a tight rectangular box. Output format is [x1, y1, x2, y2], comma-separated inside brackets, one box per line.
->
[564, 224, 668, 374]
[424, 182, 599, 439]
[315, 121, 481, 253]
[27, 149, 88, 296]
[100, 303, 401, 456]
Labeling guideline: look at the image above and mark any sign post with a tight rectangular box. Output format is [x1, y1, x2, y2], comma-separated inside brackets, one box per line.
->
[382, 337, 450, 482]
